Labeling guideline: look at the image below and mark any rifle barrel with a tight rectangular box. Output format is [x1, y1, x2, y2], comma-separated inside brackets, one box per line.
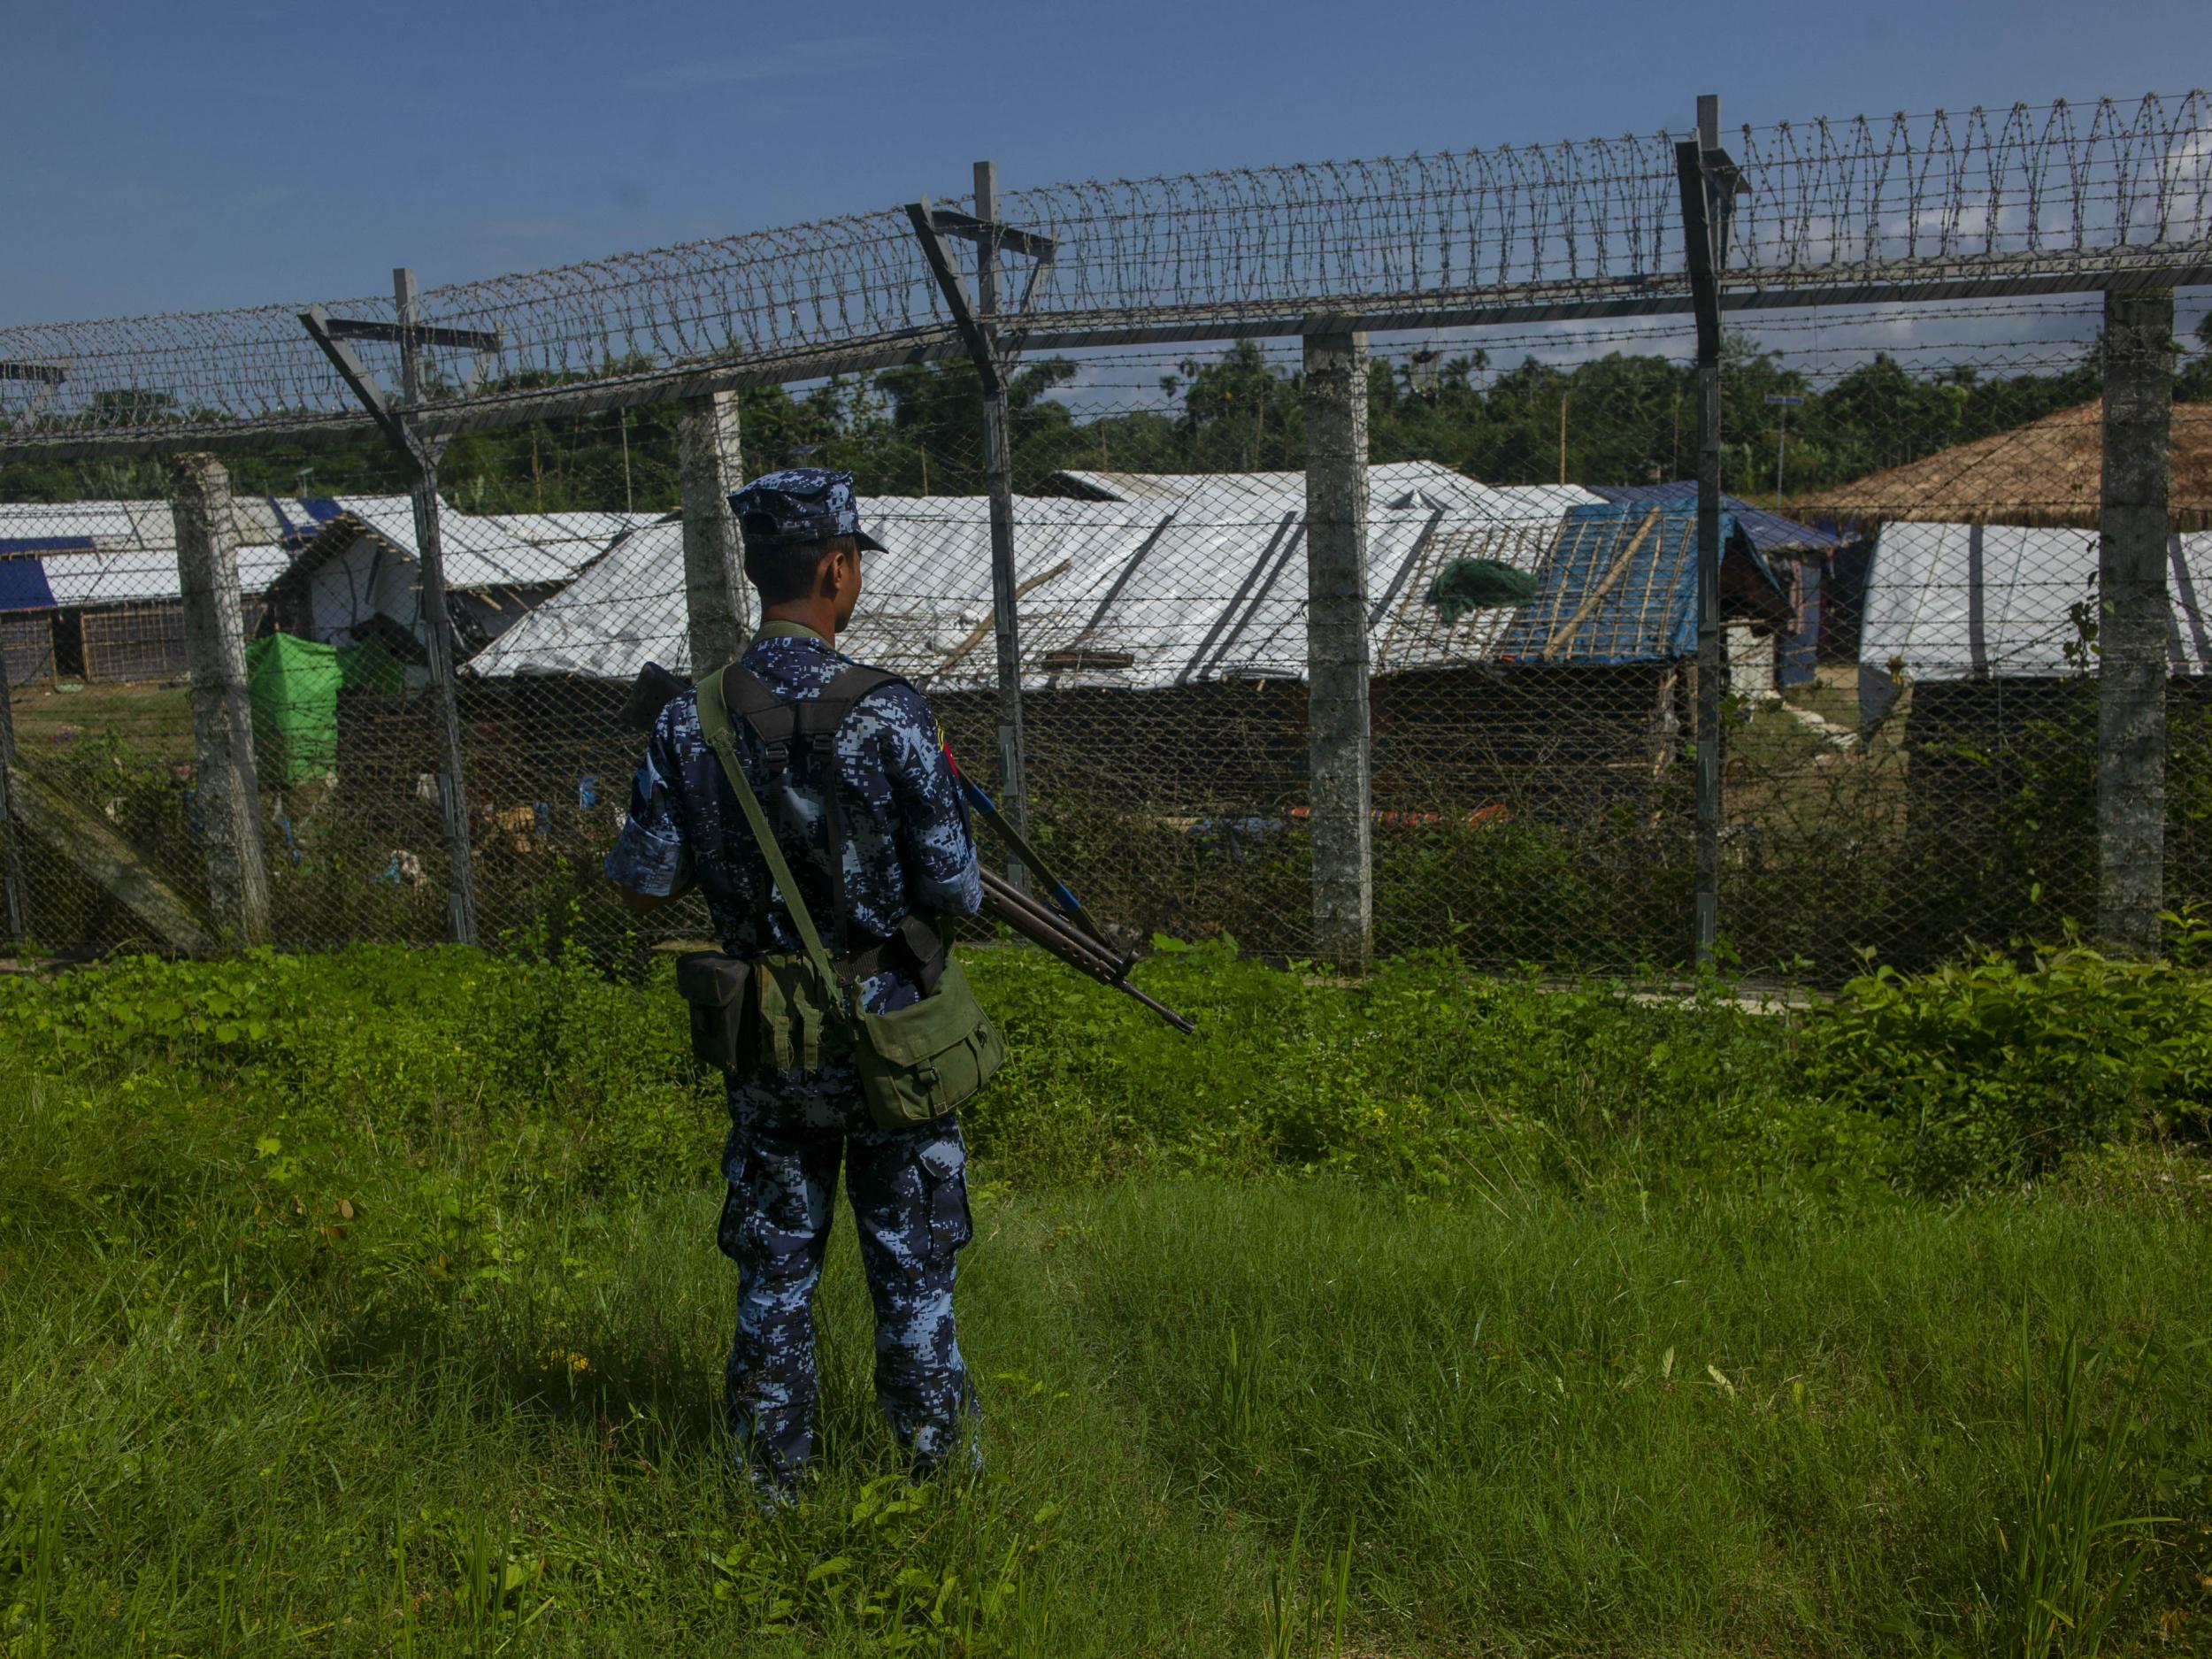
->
[979, 867, 1120, 974]
[979, 868, 1197, 1036]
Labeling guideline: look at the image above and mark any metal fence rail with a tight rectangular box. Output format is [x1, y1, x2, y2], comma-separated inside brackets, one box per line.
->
[4, 94, 2207, 457]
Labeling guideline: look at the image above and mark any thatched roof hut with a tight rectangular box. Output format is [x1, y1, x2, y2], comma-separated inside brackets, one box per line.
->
[1794, 401, 2212, 531]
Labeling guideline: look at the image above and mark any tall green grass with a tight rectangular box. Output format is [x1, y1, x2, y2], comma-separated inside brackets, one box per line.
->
[0, 944, 2207, 1654]
[4, 1134, 2208, 1651]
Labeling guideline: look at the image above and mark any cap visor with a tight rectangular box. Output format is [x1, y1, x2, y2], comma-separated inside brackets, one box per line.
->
[855, 529, 887, 553]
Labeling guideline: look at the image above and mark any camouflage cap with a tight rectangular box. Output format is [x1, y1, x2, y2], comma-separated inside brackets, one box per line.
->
[728, 467, 886, 553]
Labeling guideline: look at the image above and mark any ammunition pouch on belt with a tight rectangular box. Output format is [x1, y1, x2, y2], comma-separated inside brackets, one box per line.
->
[677, 950, 848, 1075]
[675, 949, 751, 1073]
[679, 661, 1004, 1131]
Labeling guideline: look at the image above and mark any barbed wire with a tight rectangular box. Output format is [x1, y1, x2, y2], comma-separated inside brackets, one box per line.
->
[0, 93, 2206, 459]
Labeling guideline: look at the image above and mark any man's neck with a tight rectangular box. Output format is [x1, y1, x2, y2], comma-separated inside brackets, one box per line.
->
[757, 602, 838, 649]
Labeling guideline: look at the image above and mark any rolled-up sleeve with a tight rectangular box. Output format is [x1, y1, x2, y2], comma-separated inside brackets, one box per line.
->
[603, 710, 695, 897]
[878, 687, 982, 918]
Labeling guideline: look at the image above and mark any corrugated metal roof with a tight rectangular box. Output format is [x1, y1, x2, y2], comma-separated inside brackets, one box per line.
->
[1588, 483, 1839, 556]
[1856, 521, 2212, 719]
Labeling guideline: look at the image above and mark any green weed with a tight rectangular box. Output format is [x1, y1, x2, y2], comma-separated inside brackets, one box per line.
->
[1997, 1323, 2170, 1657]
[1809, 934, 2212, 1187]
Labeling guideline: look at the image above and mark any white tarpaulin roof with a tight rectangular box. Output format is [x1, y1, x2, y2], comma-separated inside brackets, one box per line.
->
[1858, 520, 2212, 720]
[37, 544, 295, 605]
[1, 495, 626, 611]
[0, 496, 291, 551]
[0, 498, 294, 605]
[1039, 460, 1526, 514]
[293, 495, 601, 590]
[469, 470, 1606, 689]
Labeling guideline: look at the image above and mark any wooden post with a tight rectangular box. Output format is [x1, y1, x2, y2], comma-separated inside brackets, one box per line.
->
[1303, 327, 1374, 972]
[394, 267, 480, 947]
[677, 390, 751, 673]
[2098, 287, 2173, 954]
[170, 452, 272, 948]
[974, 161, 1032, 890]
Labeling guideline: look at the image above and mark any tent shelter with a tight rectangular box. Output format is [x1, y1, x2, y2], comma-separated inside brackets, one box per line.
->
[257, 496, 608, 680]
[469, 466, 1609, 690]
[454, 478, 1792, 874]
[1847, 516, 2212, 953]
[0, 498, 292, 684]
[1496, 503, 1790, 667]
[1589, 482, 1841, 686]
[1855, 520, 2212, 723]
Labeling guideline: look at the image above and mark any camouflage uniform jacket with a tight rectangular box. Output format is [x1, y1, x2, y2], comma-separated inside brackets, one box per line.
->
[604, 623, 983, 1019]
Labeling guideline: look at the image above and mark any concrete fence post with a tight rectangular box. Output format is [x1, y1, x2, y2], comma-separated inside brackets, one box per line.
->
[170, 452, 272, 948]
[2098, 286, 2173, 954]
[677, 390, 752, 673]
[1302, 328, 1375, 972]
[0, 620, 26, 946]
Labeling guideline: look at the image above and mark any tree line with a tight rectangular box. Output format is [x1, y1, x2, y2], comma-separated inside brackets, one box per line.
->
[5, 316, 2208, 514]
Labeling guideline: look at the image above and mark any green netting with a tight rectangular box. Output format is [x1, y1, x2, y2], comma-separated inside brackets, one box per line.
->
[337, 637, 407, 695]
[247, 634, 342, 785]
[1425, 557, 1541, 623]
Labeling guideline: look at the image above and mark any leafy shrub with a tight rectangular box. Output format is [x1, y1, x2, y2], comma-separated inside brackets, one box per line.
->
[45, 923, 2208, 1220]
[1805, 938, 2212, 1188]
[967, 941, 1897, 1198]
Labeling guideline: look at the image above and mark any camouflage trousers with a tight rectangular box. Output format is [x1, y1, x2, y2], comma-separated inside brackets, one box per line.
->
[718, 1071, 979, 1491]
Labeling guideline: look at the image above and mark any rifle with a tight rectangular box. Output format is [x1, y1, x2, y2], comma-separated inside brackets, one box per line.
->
[936, 742, 1194, 1035]
[618, 662, 1196, 1036]
[619, 661, 694, 733]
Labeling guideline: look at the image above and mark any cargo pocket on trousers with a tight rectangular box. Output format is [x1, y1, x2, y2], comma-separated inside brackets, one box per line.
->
[718, 1143, 787, 1267]
[717, 1165, 754, 1264]
[914, 1135, 973, 1263]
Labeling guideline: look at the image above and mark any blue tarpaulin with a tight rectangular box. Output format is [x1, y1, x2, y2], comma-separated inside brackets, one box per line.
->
[0, 555, 59, 611]
[1494, 503, 1782, 665]
[272, 496, 347, 547]
[1586, 483, 1838, 557]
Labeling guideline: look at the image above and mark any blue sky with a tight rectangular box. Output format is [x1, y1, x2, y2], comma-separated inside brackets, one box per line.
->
[2, 0, 2197, 324]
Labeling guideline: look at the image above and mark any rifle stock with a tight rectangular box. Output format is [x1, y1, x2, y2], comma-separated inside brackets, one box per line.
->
[619, 662, 694, 733]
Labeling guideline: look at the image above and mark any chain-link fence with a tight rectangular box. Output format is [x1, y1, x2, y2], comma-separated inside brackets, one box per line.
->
[4, 96, 2208, 979]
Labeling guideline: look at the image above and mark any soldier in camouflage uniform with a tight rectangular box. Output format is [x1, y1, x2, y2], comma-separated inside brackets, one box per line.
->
[604, 468, 985, 1496]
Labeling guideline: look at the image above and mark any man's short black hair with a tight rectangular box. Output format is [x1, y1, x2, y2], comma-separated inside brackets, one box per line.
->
[743, 534, 858, 604]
